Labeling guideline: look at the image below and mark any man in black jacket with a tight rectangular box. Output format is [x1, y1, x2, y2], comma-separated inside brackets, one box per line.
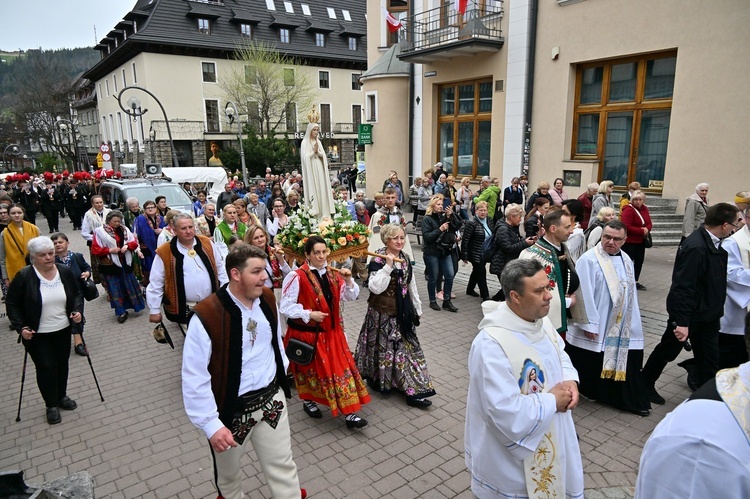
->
[643, 203, 741, 404]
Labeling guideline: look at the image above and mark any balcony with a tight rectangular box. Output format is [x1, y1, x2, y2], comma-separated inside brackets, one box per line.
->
[397, 2, 504, 64]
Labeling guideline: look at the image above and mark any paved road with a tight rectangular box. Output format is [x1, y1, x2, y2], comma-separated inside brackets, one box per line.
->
[0, 215, 695, 498]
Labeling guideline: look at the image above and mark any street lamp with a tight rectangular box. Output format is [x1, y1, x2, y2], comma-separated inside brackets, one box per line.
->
[2, 143, 21, 172]
[225, 101, 248, 186]
[148, 127, 156, 163]
[116, 86, 180, 168]
[55, 117, 81, 171]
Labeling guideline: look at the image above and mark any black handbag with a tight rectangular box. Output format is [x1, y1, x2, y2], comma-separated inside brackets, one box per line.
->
[82, 278, 99, 301]
[285, 327, 319, 365]
[643, 232, 653, 248]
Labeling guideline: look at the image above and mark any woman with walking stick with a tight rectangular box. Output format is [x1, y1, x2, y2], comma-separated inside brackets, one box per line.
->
[7, 236, 83, 424]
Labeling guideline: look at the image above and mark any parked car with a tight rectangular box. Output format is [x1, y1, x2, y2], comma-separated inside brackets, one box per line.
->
[99, 177, 195, 214]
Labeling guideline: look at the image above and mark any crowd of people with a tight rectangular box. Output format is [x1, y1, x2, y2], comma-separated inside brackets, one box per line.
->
[3, 163, 749, 498]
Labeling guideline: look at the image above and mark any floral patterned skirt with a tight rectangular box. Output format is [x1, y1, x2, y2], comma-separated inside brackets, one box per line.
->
[355, 307, 436, 400]
[285, 325, 370, 417]
[101, 272, 145, 316]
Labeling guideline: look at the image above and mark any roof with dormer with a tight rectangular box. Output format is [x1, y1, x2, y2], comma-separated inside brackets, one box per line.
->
[84, 0, 367, 81]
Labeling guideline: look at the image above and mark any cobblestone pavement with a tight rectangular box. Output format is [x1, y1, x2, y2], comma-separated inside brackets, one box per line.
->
[0, 215, 693, 498]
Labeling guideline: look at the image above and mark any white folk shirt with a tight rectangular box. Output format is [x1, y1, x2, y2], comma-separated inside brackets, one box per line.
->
[465, 303, 584, 498]
[567, 247, 645, 351]
[181, 287, 288, 440]
[146, 238, 228, 315]
[279, 266, 358, 323]
[81, 208, 110, 242]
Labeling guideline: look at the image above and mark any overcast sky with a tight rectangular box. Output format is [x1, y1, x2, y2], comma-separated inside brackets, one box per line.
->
[0, 0, 135, 51]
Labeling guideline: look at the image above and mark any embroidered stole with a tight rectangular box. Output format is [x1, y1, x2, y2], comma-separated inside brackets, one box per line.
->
[716, 363, 750, 443]
[525, 240, 568, 333]
[483, 323, 565, 499]
[594, 244, 634, 381]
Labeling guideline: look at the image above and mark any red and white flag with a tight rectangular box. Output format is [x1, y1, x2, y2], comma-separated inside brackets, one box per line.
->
[382, 6, 402, 33]
[454, 0, 469, 14]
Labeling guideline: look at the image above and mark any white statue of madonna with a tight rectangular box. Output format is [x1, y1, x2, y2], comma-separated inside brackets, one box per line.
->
[300, 114, 335, 219]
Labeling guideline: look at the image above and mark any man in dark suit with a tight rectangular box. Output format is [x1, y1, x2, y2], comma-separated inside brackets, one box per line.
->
[643, 203, 742, 404]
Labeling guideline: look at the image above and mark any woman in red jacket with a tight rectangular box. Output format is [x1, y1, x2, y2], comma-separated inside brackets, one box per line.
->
[621, 191, 652, 291]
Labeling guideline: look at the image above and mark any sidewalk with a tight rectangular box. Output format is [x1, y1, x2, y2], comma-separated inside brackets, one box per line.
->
[0, 216, 692, 498]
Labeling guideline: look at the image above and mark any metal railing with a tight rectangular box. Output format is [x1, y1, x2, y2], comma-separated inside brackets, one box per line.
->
[400, 1, 504, 55]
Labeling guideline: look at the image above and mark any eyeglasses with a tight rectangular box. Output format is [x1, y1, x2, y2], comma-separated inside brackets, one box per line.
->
[728, 221, 741, 229]
[601, 235, 626, 242]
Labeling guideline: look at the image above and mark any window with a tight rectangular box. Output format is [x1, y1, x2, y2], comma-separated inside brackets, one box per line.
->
[351, 73, 361, 91]
[348, 37, 357, 51]
[315, 33, 325, 47]
[198, 18, 210, 34]
[319, 71, 330, 89]
[283, 68, 295, 87]
[366, 92, 378, 122]
[327, 8, 336, 19]
[241, 24, 252, 38]
[98, 83, 103, 98]
[284, 1, 294, 13]
[438, 79, 493, 178]
[244, 65, 257, 84]
[121, 69, 127, 88]
[301, 3, 311, 15]
[571, 52, 676, 190]
[113, 74, 118, 93]
[387, 0, 408, 46]
[279, 28, 290, 43]
[352, 105, 362, 128]
[320, 104, 331, 131]
[247, 100, 260, 129]
[205, 100, 220, 132]
[105, 79, 110, 97]
[202, 62, 217, 83]
[132, 62, 137, 84]
[342, 10, 351, 21]
[285, 102, 297, 132]
[265, 0, 276, 10]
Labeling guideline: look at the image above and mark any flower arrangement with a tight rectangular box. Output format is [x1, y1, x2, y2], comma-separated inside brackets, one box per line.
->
[276, 199, 371, 254]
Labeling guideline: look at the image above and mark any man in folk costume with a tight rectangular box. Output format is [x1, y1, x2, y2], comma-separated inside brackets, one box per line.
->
[519, 208, 586, 339]
[636, 361, 750, 498]
[182, 244, 306, 499]
[367, 187, 413, 262]
[718, 205, 750, 369]
[213, 204, 246, 259]
[147, 213, 228, 330]
[566, 221, 651, 416]
[465, 259, 584, 498]
[280, 235, 371, 429]
[81, 195, 111, 285]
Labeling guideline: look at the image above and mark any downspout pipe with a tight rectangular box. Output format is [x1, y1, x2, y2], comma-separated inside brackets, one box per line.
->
[407, 2, 415, 185]
[523, 0, 538, 176]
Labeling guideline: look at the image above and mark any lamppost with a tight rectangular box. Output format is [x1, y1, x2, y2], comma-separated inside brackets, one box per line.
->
[224, 101, 248, 186]
[148, 127, 156, 164]
[55, 117, 81, 171]
[116, 86, 180, 168]
[3, 143, 21, 172]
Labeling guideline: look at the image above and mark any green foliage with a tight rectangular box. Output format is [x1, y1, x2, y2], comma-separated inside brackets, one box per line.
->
[37, 153, 58, 172]
[242, 126, 299, 176]
[219, 147, 240, 170]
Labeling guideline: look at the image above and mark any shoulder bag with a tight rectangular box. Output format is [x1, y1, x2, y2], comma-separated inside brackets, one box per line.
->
[285, 325, 319, 365]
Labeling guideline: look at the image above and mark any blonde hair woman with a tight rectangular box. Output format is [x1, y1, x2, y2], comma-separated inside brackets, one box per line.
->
[421, 194, 461, 311]
[456, 177, 473, 220]
[585, 206, 617, 250]
[591, 180, 615, 217]
[525, 181, 553, 212]
[355, 223, 435, 408]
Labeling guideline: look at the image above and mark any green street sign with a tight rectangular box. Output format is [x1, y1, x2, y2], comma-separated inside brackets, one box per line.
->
[358, 124, 373, 145]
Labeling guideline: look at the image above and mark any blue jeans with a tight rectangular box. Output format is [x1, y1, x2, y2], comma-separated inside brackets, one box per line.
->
[423, 253, 454, 303]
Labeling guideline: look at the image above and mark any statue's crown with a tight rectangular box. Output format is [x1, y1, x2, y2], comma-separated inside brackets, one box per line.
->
[307, 106, 319, 124]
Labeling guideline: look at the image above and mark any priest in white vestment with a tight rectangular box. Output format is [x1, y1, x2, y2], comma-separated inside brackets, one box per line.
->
[465, 259, 584, 499]
[636, 362, 750, 498]
[300, 118, 335, 219]
[566, 221, 651, 416]
[719, 218, 750, 368]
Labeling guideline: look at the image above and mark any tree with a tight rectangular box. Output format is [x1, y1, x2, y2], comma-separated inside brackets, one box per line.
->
[241, 125, 298, 176]
[220, 42, 316, 139]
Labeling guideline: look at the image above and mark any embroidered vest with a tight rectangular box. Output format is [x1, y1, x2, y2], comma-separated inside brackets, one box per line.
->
[155, 235, 219, 323]
[193, 287, 290, 428]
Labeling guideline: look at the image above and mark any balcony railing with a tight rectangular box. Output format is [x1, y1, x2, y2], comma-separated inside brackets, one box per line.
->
[399, 2, 504, 62]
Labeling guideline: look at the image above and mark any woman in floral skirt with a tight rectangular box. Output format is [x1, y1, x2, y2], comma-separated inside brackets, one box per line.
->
[355, 224, 436, 408]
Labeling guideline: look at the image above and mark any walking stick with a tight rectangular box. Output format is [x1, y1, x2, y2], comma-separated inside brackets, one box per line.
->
[15, 350, 28, 422]
[79, 335, 105, 402]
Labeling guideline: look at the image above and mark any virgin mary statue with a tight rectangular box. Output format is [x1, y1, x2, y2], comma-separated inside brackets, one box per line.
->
[300, 117, 335, 219]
